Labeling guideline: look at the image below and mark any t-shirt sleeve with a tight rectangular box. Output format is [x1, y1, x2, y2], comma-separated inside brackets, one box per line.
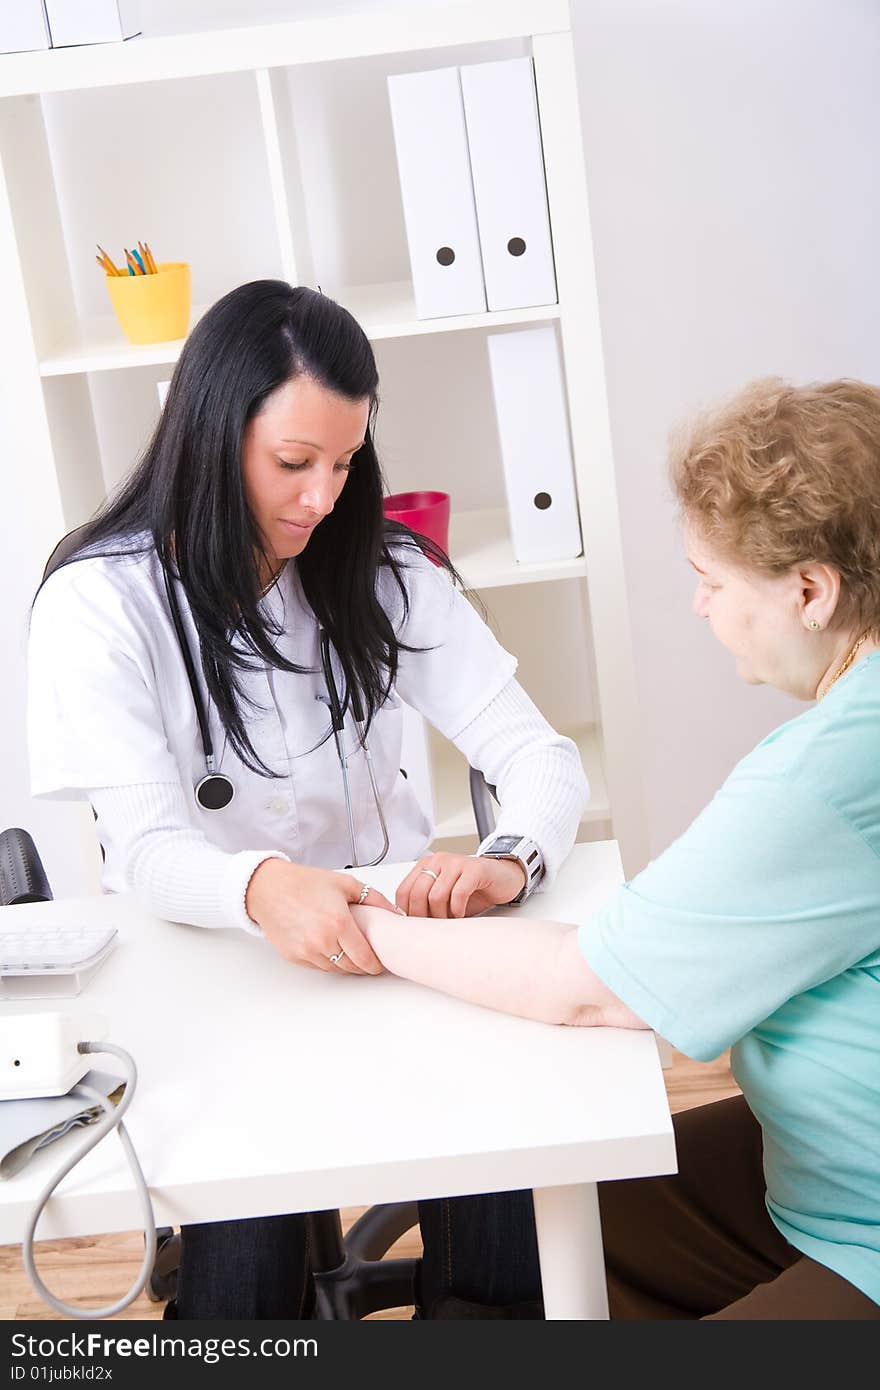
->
[578, 767, 880, 1061]
[382, 547, 517, 739]
[27, 563, 181, 798]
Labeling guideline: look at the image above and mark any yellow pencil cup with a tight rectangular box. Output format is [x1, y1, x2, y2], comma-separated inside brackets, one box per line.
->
[105, 262, 192, 345]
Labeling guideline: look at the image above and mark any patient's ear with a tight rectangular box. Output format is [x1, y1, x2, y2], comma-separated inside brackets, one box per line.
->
[797, 562, 841, 631]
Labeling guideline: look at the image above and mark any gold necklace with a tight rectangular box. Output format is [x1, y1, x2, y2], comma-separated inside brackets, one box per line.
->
[817, 633, 868, 701]
[258, 559, 288, 599]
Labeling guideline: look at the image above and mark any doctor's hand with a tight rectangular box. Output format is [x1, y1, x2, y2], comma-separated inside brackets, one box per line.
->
[244, 859, 395, 974]
[395, 852, 527, 919]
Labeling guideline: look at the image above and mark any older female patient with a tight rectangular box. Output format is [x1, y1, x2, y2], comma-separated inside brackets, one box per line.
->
[360, 377, 880, 1320]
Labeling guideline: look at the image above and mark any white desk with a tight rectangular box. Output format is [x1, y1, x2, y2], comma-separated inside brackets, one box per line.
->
[0, 841, 675, 1319]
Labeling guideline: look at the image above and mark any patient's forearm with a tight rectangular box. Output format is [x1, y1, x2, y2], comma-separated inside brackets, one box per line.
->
[352, 906, 647, 1029]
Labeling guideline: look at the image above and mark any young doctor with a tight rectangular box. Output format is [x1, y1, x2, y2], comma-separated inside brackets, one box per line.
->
[26, 279, 588, 1319]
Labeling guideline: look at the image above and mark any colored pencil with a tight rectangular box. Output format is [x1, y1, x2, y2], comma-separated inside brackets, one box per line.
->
[96, 243, 123, 275]
[95, 241, 161, 277]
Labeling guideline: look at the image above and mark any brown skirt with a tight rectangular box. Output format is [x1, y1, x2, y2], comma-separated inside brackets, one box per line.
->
[600, 1094, 879, 1319]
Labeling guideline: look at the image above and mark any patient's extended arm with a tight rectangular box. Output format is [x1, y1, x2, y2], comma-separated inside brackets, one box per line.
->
[352, 905, 648, 1030]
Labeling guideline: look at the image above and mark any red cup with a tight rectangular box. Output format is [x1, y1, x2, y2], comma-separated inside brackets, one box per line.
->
[383, 490, 451, 560]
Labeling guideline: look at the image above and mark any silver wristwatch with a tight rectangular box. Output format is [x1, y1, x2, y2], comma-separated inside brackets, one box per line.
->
[477, 834, 544, 905]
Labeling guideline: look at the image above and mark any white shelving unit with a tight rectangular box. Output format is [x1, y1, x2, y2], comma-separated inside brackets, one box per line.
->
[38, 285, 562, 377]
[0, 0, 648, 880]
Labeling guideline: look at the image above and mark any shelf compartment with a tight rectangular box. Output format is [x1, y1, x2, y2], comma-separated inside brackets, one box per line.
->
[448, 508, 585, 590]
[337, 281, 559, 341]
[38, 283, 560, 377]
[430, 723, 609, 842]
[38, 305, 210, 376]
[0, 2, 570, 99]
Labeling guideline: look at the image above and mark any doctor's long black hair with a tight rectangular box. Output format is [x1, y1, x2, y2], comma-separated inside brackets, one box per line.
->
[39, 280, 460, 778]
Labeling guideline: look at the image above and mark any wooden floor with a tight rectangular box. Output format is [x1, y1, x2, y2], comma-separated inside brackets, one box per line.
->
[1, 1049, 740, 1321]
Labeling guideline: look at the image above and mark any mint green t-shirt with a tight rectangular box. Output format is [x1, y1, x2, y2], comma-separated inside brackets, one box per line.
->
[579, 652, 880, 1304]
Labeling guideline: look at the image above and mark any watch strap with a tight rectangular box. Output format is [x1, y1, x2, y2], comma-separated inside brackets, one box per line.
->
[477, 834, 544, 905]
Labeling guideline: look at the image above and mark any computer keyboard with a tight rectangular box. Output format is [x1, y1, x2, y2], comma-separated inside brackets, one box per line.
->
[0, 922, 117, 999]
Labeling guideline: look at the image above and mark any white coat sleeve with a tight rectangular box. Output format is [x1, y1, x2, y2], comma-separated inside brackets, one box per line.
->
[452, 678, 589, 886]
[27, 562, 180, 797]
[382, 550, 588, 883]
[383, 549, 517, 739]
[90, 782, 289, 934]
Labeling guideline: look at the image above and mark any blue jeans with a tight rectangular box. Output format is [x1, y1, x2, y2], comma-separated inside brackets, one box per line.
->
[417, 1192, 544, 1318]
[170, 1192, 543, 1319]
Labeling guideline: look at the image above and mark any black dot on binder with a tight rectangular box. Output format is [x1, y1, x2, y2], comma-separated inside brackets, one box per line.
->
[436, 247, 456, 266]
[534, 492, 552, 510]
[508, 237, 527, 257]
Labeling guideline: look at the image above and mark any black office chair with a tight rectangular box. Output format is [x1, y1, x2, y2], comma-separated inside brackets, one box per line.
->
[0, 826, 53, 906]
[1, 773, 498, 1318]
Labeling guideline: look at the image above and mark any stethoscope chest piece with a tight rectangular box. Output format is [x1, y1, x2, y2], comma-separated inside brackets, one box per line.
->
[164, 569, 387, 861]
[163, 567, 237, 813]
[195, 773, 236, 811]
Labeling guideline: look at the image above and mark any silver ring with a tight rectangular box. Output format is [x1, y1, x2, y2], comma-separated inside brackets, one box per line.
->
[329, 946, 346, 965]
[419, 867, 440, 881]
[356, 883, 370, 905]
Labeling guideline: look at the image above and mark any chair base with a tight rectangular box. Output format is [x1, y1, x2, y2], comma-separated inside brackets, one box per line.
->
[146, 1228, 180, 1302]
[313, 1252, 418, 1319]
[147, 1206, 421, 1315]
[307, 1208, 419, 1319]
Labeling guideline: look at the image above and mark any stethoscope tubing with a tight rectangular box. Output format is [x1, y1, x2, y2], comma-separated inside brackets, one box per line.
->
[320, 627, 390, 868]
[163, 565, 389, 865]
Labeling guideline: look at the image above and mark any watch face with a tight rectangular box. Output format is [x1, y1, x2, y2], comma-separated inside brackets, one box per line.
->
[488, 835, 520, 853]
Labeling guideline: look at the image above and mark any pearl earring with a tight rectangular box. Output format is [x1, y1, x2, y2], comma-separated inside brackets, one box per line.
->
[809, 620, 821, 631]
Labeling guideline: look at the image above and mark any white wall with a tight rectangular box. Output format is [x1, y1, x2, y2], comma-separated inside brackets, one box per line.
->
[569, 0, 880, 857]
[3, 0, 878, 891]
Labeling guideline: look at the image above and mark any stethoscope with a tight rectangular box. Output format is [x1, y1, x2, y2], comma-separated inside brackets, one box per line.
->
[162, 567, 390, 868]
[318, 627, 390, 869]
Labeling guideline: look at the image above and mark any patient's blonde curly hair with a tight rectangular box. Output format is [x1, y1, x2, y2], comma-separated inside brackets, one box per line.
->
[670, 376, 880, 635]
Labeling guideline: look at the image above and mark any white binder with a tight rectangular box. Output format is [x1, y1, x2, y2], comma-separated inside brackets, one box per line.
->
[487, 325, 582, 565]
[460, 57, 557, 312]
[387, 67, 486, 320]
[43, 1, 140, 47]
[0, 1, 51, 53]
